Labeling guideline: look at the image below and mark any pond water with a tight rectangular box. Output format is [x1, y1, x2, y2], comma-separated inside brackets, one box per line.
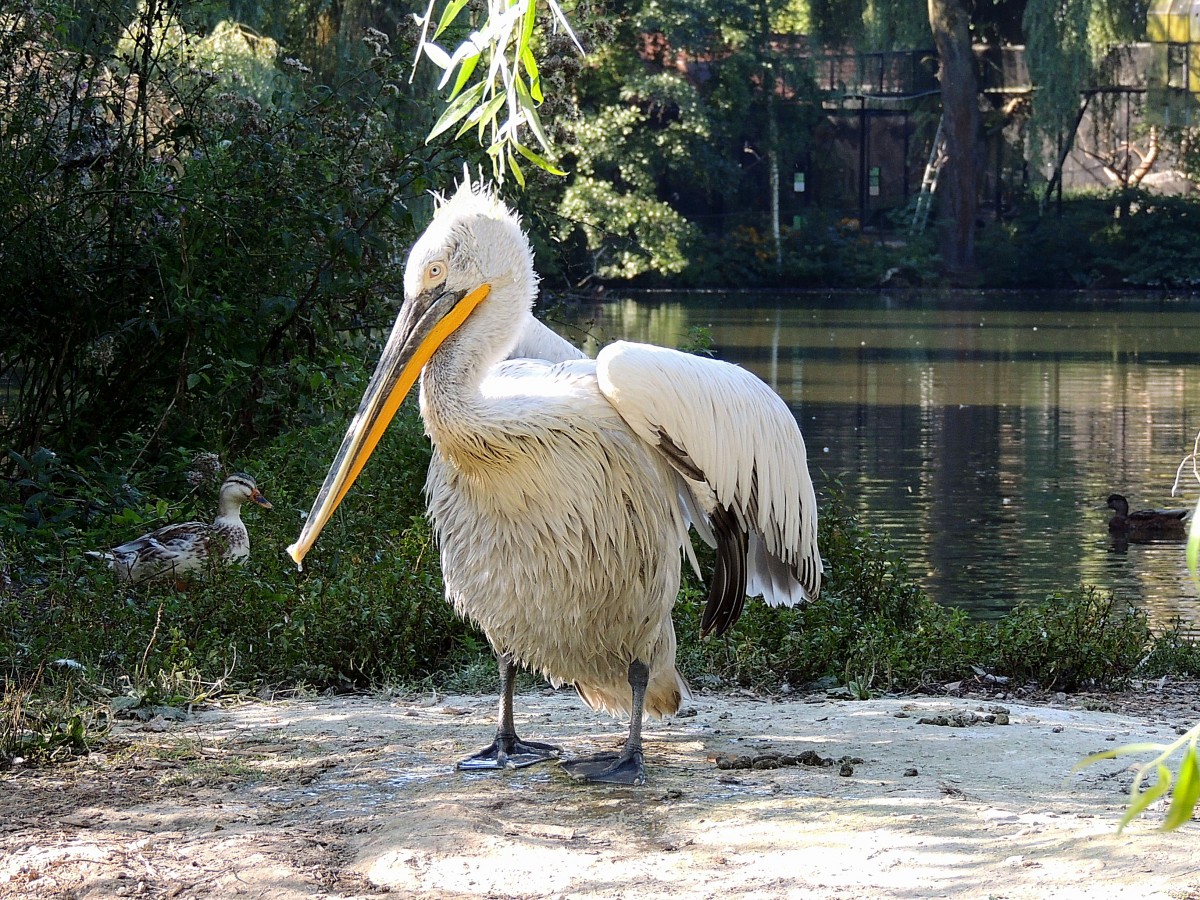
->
[558, 291, 1200, 629]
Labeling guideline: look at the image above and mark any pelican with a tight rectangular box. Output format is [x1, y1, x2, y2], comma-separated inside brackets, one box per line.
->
[90, 473, 272, 583]
[287, 181, 822, 784]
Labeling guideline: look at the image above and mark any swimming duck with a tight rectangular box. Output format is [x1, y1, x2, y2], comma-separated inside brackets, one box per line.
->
[89, 473, 272, 583]
[1106, 493, 1189, 536]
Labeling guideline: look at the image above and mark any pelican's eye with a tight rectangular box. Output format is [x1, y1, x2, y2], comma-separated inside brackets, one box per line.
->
[426, 261, 447, 285]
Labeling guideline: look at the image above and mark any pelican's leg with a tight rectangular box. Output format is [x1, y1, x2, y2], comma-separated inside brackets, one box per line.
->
[560, 660, 649, 786]
[457, 654, 560, 771]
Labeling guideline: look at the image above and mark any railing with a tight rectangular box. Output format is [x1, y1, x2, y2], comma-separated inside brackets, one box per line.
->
[813, 49, 939, 97]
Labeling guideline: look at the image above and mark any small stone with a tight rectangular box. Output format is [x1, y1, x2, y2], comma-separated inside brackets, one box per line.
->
[980, 808, 1019, 822]
[993, 713, 1010, 725]
[796, 750, 831, 767]
[839, 763, 854, 777]
[903, 768, 919, 777]
[1052, 725, 1064, 733]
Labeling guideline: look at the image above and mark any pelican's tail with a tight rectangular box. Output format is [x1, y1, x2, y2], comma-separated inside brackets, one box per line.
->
[576, 665, 691, 720]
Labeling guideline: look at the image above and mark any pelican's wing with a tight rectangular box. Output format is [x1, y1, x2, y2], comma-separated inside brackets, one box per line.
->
[597, 340, 822, 637]
[509, 313, 587, 363]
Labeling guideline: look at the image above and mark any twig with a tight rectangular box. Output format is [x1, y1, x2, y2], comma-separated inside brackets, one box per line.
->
[139, 597, 165, 679]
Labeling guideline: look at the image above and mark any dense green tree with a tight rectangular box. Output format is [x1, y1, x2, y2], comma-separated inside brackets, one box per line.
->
[0, 1, 450, 468]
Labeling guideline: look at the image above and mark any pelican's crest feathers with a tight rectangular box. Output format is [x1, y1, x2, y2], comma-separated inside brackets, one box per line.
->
[434, 175, 515, 228]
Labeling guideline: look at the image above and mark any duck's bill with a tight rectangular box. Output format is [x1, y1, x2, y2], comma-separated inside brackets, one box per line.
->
[286, 283, 490, 569]
[253, 489, 274, 509]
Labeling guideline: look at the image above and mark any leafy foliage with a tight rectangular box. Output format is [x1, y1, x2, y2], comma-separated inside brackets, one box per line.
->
[0, 405, 476, 696]
[413, 0, 582, 185]
[1077, 725, 1200, 832]
[1022, 0, 1095, 164]
[0, 1, 446, 470]
[673, 490, 1161, 695]
[1, 665, 102, 769]
[974, 190, 1200, 288]
[993, 588, 1151, 691]
[555, 71, 719, 280]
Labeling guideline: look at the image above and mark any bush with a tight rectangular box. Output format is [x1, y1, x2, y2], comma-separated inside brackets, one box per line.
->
[0, 1, 446, 472]
[992, 588, 1153, 691]
[975, 189, 1200, 289]
[673, 490, 983, 692]
[4, 441, 1199, 772]
[674, 491, 1175, 695]
[1141, 624, 1200, 678]
[0, 404, 488, 694]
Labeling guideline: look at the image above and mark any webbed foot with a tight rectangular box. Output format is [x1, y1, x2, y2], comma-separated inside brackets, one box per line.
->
[560, 749, 646, 785]
[457, 735, 561, 771]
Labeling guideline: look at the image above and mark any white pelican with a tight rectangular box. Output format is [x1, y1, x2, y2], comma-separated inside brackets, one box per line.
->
[287, 181, 822, 784]
[90, 473, 272, 583]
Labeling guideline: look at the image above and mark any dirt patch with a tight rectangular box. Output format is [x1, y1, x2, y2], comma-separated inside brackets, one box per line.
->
[4, 683, 1200, 899]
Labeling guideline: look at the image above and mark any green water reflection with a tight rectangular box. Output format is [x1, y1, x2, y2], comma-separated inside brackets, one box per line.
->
[561, 292, 1200, 627]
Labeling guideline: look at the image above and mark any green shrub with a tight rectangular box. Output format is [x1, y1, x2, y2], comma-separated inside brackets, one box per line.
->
[0, 404, 483, 695]
[1141, 624, 1200, 679]
[673, 490, 982, 692]
[0, 1, 447, 472]
[992, 588, 1152, 691]
[975, 189, 1200, 289]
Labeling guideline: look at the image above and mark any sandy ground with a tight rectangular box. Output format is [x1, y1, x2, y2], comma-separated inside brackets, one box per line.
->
[3, 683, 1200, 900]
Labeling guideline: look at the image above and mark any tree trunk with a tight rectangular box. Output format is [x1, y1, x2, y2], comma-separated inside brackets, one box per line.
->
[927, 0, 979, 280]
[758, 0, 783, 271]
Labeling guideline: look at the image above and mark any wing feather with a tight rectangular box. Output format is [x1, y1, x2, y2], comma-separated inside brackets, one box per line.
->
[597, 340, 822, 624]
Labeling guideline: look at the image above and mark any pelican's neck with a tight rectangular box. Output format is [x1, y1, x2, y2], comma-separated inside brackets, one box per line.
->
[418, 294, 529, 457]
[419, 330, 501, 443]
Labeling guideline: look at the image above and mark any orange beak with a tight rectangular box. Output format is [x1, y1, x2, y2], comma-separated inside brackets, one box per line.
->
[286, 283, 490, 568]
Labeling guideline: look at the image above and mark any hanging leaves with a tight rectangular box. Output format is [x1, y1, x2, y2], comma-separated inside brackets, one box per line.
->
[1021, 0, 1143, 170]
[1075, 729, 1200, 832]
[412, 0, 580, 184]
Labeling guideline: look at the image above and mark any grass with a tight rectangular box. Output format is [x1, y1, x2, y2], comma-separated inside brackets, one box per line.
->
[2, 413, 1199, 769]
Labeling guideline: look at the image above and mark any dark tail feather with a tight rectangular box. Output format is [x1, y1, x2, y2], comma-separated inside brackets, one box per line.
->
[700, 505, 748, 638]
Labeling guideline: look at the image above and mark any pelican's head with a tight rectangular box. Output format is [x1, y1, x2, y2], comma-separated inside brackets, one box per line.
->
[405, 181, 537, 328]
[286, 179, 532, 568]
